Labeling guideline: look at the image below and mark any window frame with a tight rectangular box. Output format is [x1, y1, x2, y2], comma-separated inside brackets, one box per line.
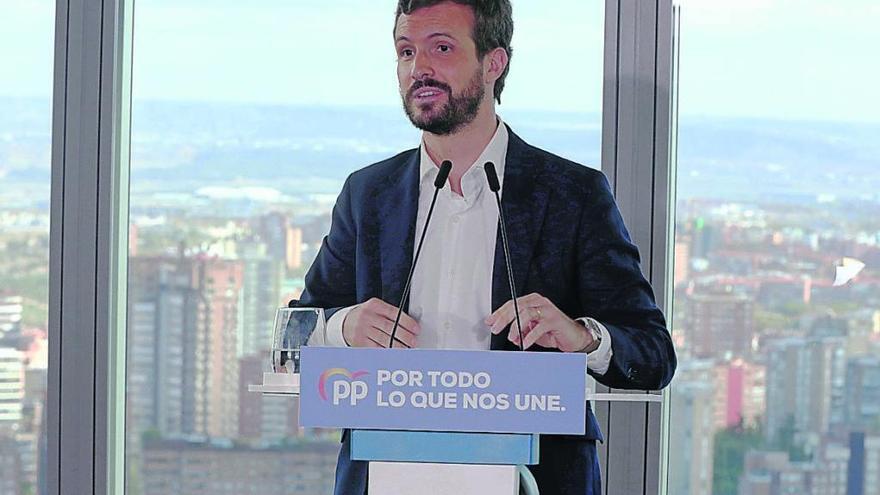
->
[598, 1, 675, 494]
[46, 0, 676, 493]
[48, 0, 132, 492]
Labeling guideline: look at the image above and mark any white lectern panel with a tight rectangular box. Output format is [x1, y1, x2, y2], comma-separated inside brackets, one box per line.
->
[368, 462, 519, 495]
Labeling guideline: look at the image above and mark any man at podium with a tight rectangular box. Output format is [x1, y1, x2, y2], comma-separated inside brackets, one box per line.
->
[298, 0, 677, 493]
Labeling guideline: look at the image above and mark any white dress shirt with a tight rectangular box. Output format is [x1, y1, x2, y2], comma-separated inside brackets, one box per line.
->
[313, 120, 613, 374]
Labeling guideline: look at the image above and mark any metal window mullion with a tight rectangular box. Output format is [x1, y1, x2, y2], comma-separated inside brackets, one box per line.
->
[47, 0, 70, 489]
[600, 1, 674, 494]
[49, 0, 131, 493]
[95, 0, 133, 492]
[596, 0, 621, 481]
[652, 1, 677, 493]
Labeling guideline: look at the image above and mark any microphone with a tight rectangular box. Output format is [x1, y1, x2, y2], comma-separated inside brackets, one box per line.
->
[388, 160, 453, 348]
[484, 162, 524, 352]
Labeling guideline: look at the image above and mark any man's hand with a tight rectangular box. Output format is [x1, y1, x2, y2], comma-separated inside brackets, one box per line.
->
[485, 293, 595, 352]
[342, 298, 421, 348]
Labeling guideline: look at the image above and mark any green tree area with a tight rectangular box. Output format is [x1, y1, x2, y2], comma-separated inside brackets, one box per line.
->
[712, 422, 764, 495]
[753, 307, 793, 331]
[0, 269, 50, 328]
[0, 235, 50, 328]
[773, 415, 811, 462]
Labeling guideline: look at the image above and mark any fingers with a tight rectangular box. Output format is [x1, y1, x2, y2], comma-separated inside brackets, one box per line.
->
[347, 298, 421, 348]
[505, 316, 535, 345]
[363, 325, 415, 348]
[363, 333, 385, 348]
[486, 293, 549, 335]
[368, 319, 418, 348]
[521, 321, 554, 349]
[509, 320, 555, 350]
[367, 298, 421, 336]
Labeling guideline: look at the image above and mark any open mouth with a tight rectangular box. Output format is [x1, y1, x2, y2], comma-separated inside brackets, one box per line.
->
[411, 86, 447, 103]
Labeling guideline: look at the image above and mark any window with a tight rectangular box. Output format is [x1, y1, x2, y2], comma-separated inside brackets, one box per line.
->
[667, 2, 880, 494]
[0, 1, 54, 493]
[125, 1, 603, 492]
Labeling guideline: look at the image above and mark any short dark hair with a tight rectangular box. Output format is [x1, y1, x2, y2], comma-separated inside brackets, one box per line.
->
[395, 0, 514, 104]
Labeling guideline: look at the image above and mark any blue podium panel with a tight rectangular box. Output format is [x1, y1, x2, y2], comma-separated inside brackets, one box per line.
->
[300, 347, 588, 435]
[350, 430, 540, 465]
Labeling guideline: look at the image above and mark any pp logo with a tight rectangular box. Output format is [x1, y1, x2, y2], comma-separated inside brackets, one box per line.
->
[318, 368, 369, 405]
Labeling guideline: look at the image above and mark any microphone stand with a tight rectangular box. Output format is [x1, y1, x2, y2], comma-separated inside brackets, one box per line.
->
[388, 160, 453, 348]
[484, 161, 524, 351]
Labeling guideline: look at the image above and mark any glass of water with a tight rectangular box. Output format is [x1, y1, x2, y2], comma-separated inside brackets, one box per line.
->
[271, 306, 325, 374]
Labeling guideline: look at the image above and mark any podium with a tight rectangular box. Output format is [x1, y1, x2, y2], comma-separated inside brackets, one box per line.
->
[250, 347, 588, 494]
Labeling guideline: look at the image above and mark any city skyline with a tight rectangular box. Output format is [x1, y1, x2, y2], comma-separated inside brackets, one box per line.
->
[4, 1, 880, 123]
[2, 1, 879, 493]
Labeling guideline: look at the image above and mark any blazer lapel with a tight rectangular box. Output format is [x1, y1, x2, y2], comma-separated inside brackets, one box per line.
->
[377, 150, 420, 311]
[491, 129, 550, 349]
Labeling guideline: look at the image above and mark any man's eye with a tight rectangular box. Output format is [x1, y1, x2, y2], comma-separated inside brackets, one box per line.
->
[400, 48, 414, 58]
[438, 44, 451, 53]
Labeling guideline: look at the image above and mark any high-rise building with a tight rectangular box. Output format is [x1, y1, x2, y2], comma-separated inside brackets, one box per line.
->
[128, 255, 244, 440]
[237, 353, 300, 442]
[809, 315, 848, 338]
[690, 218, 717, 259]
[140, 436, 339, 495]
[668, 379, 715, 495]
[846, 357, 880, 431]
[0, 295, 23, 340]
[256, 212, 289, 262]
[847, 432, 880, 495]
[764, 337, 847, 444]
[0, 347, 24, 429]
[18, 367, 46, 489]
[253, 212, 304, 271]
[674, 238, 691, 288]
[738, 450, 808, 495]
[714, 358, 766, 429]
[237, 241, 283, 359]
[738, 441, 851, 495]
[286, 226, 303, 271]
[0, 430, 22, 495]
[812, 441, 851, 495]
[687, 291, 755, 358]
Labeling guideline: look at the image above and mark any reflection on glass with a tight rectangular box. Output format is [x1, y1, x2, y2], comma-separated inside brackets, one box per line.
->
[272, 307, 325, 374]
[667, 2, 880, 494]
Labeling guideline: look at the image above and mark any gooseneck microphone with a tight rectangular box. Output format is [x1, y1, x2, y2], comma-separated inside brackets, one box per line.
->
[388, 160, 453, 348]
[484, 162, 524, 352]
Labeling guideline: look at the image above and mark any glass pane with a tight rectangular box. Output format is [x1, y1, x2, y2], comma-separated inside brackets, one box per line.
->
[504, 2, 604, 168]
[667, 2, 880, 494]
[126, 1, 603, 493]
[0, 1, 55, 494]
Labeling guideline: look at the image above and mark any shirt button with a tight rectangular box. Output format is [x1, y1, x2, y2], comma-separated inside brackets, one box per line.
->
[451, 216, 460, 224]
[444, 322, 451, 330]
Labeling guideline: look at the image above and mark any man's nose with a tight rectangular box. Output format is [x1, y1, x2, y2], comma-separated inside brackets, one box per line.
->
[411, 51, 434, 80]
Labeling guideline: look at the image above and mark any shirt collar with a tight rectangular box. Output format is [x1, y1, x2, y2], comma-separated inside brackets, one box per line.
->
[418, 118, 509, 198]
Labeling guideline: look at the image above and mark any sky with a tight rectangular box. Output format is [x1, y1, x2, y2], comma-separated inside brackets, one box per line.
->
[1, 0, 879, 122]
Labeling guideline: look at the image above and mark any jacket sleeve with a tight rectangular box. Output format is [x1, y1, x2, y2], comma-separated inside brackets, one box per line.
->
[577, 173, 677, 390]
[297, 176, 359, 323]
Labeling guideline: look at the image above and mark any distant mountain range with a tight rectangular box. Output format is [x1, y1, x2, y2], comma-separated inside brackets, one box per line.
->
[1, 97, 878, 204]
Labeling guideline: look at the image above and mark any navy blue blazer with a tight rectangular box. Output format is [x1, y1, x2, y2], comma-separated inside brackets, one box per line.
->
[299, 127, 677, 494]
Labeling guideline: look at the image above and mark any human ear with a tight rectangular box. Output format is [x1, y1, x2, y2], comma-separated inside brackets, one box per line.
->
[484, 47, 509, 84]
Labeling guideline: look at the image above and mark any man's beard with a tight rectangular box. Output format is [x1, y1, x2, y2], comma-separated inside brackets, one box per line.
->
[402, 69, 484, 136]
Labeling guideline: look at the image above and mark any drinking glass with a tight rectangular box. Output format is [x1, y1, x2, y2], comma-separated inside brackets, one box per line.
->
[271, 307, 325, 374]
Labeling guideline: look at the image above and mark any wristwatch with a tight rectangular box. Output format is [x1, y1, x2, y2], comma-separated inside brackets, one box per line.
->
[578, 318, 603, 353]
